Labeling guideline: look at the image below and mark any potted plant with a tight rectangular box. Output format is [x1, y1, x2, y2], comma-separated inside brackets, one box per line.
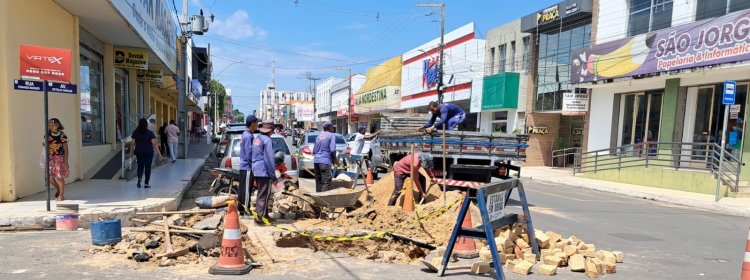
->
[553, 137, 567, 167]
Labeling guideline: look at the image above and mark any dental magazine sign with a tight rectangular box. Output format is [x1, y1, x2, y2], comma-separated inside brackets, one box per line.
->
[571, 9, 750, 83]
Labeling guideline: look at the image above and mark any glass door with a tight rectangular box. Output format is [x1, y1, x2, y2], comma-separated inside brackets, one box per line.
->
[619, 91, 663, 155]
[115, 69, 129, 139]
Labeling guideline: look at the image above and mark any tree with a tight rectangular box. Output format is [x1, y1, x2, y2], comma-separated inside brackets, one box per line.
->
[232, 109, 244, 122]
[209, 79, 227, 121]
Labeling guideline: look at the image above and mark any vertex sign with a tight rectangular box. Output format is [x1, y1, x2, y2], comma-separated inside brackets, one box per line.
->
[20, 45, 72, 83]
[114, 47, 149, 70]
[537, 5, 560, 24]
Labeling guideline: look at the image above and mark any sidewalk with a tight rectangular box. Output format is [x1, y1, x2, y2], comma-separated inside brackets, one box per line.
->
[521, 166, 750, 217]
[0, 142, 215, 228]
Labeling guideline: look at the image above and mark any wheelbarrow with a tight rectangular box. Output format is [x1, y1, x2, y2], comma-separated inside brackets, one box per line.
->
[282, 186, 366, 219]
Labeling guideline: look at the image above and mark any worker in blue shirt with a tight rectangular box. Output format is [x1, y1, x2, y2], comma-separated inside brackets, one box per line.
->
[238, 115, 258, 216]
[251, 119, 277, 225]
[313, 121, 339, 192]
[417, 101, 466, 133]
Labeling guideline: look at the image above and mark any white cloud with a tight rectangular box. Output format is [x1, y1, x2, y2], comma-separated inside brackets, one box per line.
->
[342, 23, 368, 30]
[211, 10, 266, 40]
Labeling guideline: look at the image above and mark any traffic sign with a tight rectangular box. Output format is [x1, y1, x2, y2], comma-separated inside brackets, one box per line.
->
[724, 80, 736, 105]
[47, 82, 77, 94]
[13, 79, 44, 92]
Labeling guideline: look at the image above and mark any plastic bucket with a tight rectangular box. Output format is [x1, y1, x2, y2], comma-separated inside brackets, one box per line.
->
[56, 204, 79, 231]
[89, 219, 122, 246]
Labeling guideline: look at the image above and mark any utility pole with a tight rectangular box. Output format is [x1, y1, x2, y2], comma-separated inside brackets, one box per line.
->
[178, 0, 209, 158]
[417, 2, 445, 103]
[336, 67, 353, 134]
[305, 72, 321, 125]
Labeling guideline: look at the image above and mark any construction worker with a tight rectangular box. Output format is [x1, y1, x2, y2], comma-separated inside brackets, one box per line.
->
[388, 152, 436, 206]
[238, 115, 258, 216]
[417, 101, 466, 133]
[313, 121, 339, 192]
[251, 119, 277, 225]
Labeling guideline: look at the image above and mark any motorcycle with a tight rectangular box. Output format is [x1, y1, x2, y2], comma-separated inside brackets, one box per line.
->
[209, 168, 240, 196]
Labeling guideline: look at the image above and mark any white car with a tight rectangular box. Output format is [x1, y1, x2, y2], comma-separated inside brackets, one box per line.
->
[297, 132, 348, 178]
[222, 133, 299, 186]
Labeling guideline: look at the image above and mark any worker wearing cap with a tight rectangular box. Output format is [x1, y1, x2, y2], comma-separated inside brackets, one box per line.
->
[238, 115, 258, 216]
[313, 121, 338, 192]
[251, 119, 277, 225]
[388, 152, 436, 206]
[417, 101, 466, 133]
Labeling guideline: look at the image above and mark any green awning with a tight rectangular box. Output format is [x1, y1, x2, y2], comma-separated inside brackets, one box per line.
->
[482, 73, 519, 110]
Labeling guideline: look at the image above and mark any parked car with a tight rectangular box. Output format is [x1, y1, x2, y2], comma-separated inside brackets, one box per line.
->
[297, 132, 348, 178]
[214, 126, 246, 165]
[221, 133, 299, 186]
[346, 133, 376, 156]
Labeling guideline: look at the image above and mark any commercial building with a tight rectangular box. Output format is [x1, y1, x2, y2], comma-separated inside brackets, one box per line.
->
[0, 0, 182, 201]
[574, 0, 750, 194]
[315, 77, 342, 124]
[259, 83, 314, 127]
[478, 19, 532, 134]
[330, 74, 366, 134]
[400, 22, 485, 131]
[353, 56, 403, 133]
[521, 0, 594, 166]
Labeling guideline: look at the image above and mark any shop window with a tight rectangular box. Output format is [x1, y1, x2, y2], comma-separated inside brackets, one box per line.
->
[628, 0, 673, 37]
[522, 36, 530, 70]
[618, 91, 663, 153]
[492, 111, 509, 133]
[489, 47, 496, 74]
[509, 41, 516, 72]
[498, 44, 507, 73]
[80, 46, 105, 145]
[535, 22, 591, 112]
[696, 0, 750, 21]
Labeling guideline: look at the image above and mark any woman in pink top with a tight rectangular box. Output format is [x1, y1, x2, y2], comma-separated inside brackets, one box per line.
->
[388, 152, 435, 206]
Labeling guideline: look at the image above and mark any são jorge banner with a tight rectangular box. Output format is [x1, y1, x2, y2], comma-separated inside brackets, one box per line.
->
[571, 9, 750, 83]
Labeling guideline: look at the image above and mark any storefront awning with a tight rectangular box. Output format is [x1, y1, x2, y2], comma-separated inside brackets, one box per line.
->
[355, 56, 402, 114]
[54, 0, 179, 74]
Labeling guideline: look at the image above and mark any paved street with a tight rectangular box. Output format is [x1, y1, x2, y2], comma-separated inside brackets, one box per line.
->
[1, 176, 746, 279]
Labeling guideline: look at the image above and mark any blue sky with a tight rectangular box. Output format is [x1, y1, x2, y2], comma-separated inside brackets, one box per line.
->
[185, 0, 560, 115]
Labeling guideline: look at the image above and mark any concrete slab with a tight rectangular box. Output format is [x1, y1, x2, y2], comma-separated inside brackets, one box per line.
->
[0, 159, 205, 228]
[521, 166, 750, 217]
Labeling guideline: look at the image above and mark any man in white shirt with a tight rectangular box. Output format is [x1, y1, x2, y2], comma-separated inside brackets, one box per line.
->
[165, 120, 180, 163]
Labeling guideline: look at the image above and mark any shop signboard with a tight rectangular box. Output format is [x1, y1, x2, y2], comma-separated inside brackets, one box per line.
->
[137, 66, 163, 83]
[730, 104, 742, 119]
[527, 126, 549, 134]
[295, 104, 315, 122]
[108, 0, 178, 73]
[479, 73, 520, 111]
[724, 80, 737, 105]
[537, 5, 560, 25]
[571, 10, 750, 83]
[114, 47, 148, 70]
[562, 92, 589, 115]
[355, 86, 401, 114]
[400, 22, 485, 109]
[20, 45, 72, 82]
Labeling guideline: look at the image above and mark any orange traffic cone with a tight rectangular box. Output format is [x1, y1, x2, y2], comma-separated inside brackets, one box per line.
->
[742, 226, 750, 279]
[453, 193, 478, 259]
[366, 168, 375, 185]
[209, 200, 253, 275]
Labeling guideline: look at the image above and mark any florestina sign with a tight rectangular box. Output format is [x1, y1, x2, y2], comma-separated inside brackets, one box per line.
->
[572, 9, 750, 83]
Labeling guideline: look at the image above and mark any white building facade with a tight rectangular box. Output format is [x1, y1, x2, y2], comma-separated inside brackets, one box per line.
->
[400, 22, 485, 131]
[315, 77, 341, 123]
[259, 84, 313, 127]
[330, 74, 366, 134]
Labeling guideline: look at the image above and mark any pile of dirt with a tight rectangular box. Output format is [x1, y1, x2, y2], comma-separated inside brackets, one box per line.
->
[89, 211, 227, 268]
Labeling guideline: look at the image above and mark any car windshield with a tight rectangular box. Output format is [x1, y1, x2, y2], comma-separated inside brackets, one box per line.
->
[231, 136, 290, 157]
[307, 134, 346, 144]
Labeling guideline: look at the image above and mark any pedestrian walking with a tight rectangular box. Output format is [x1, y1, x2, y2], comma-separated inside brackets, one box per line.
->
[239, 116, 258, 216]
[251, 119, 277, 225]
[158, 122, 168, 154]
[388, 152, 436, 206]
[165, 120, 180, 163]
[313, 121, 338, 192]
[44, 118, 69, 201]
[130, 118, 163, 188]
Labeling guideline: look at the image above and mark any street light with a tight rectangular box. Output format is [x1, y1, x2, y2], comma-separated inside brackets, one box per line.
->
[211, 61, 242, 135]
